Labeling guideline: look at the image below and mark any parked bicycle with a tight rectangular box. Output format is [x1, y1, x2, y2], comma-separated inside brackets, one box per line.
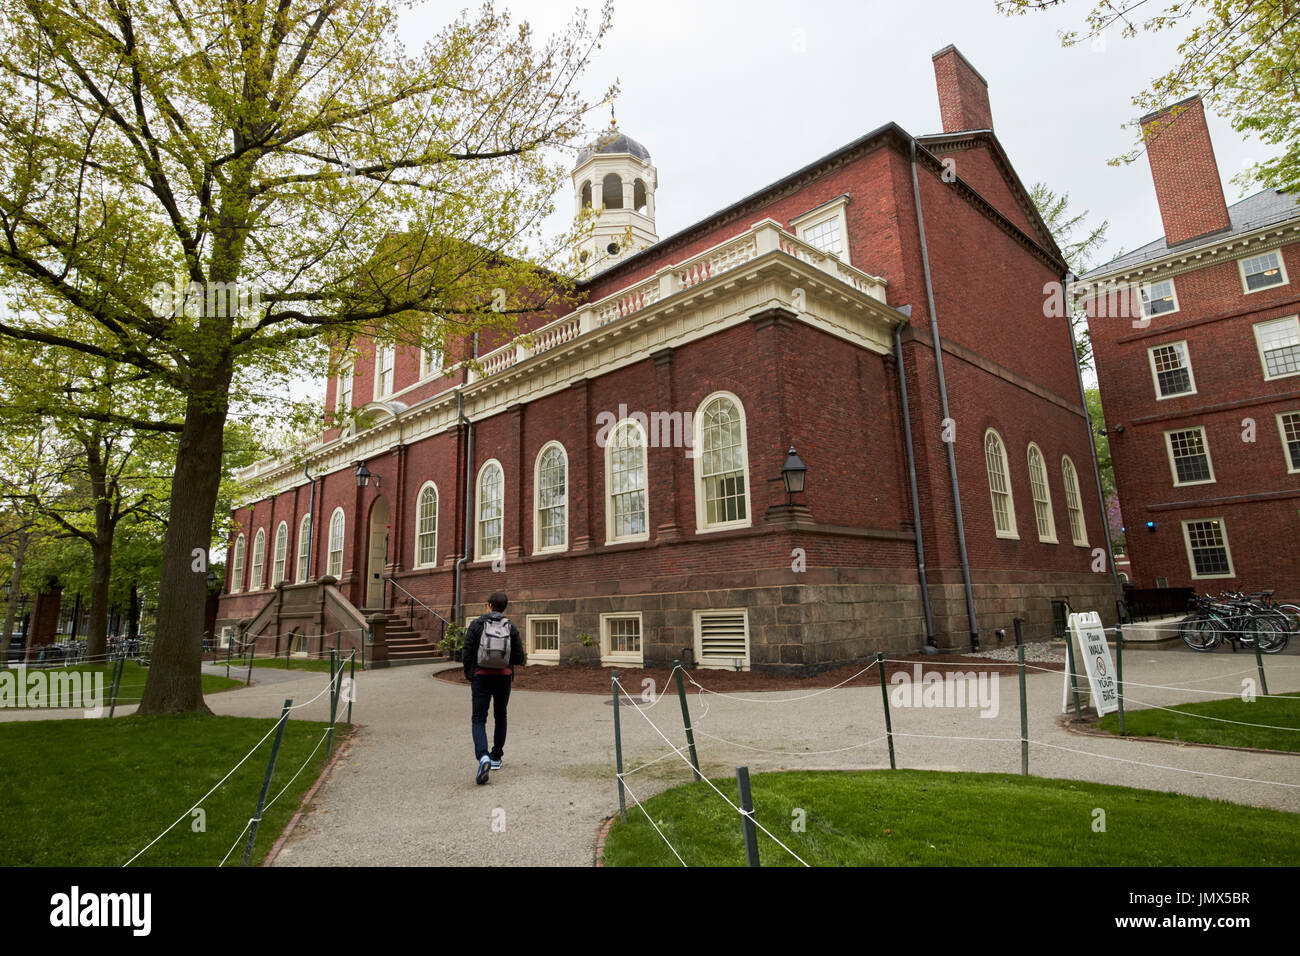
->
[1179, 591, 1290, 654]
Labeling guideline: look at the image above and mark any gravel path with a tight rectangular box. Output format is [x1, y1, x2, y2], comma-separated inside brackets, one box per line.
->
[4, 649, 1297, 865]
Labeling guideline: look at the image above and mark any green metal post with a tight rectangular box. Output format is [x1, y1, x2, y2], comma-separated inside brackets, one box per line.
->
[326, 649, 339, 757]
[108, 653, 124, 719]
[612, 670, 627, 823]
[1253, 635, 1269, 697]
[736, 765, 761, 868]
[286, 638, 291, 671]
[1065, 623, 1082, 719]
[1115, 622, 1126, 736]
[226, 638, 232, 680]
[1014, 619, 1028, 776]
[245, 634, 254, 686]
[673, 659, 702, 781]
[876, 652, 896, 769]
[243, 698, 292, 866]
[346, 649, 356, 725]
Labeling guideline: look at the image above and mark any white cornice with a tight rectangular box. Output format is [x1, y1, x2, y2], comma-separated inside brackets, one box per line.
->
[1080, 222, 1300, 288]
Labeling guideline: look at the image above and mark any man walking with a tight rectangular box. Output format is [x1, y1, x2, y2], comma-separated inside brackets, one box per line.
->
[463, 592, 526, 785]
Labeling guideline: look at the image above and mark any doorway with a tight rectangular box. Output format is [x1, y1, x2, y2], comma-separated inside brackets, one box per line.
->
[366, 496, 390, 608]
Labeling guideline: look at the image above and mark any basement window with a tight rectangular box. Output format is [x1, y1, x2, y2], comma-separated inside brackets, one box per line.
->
[601, 613, 643, 666]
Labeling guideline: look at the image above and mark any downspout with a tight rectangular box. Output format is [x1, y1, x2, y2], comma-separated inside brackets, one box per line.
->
[303, 464, 316, 580]
[909, 137, 980, 651]
[453, 387, 475, 627]
[894, 320, 937, 651]
[1066, 271, 1123, 600]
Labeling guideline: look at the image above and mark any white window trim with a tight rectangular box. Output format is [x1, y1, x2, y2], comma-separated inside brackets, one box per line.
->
[1252, 314, 1300, 382]
[414, 481, 439, 568]
[790, 196, 851, 264]
[693, 609, 751, 671]
[336, 362, 354, 413]
[419, 340, 443, 381]
[296, 514, 312, 583]
[230, 533, 246, 594]
[605, 419, 650, 545]
[1181, 518, 1236, 580]
[1277, 410, 1300, 474]
[250, 528, 267, 590]
[1026, 442, 1057, 544]
[475, 459, 505, 563]
[1164, 426, 1217, 487]
[984, 428, 1019, 540]
[1062, 455, 1089, 548]
[1238, 250, 1290, 295]
[272, 521, 289, 586]
[1147, 340, 1197, 400]
[693, 391, 753, 534]
[327, 507, 346, 578]
[600, 611, 644, 666]
[374, 344, 395, 399]
[526, 614, 561, 664]
[533, 441, 569, 554]
[1138, 277, 1180, 318]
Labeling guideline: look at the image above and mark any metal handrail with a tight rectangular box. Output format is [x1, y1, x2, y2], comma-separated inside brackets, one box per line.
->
[385, 576, 453, 630]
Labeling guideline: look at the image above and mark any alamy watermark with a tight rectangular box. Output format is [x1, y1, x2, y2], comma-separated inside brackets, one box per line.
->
[889, 664, 999, 718]
[0, 666, 105, 717]
[595, 403, 697, 457]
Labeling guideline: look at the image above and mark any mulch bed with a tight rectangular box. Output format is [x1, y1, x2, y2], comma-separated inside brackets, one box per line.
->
[434, 652, 1059, 694]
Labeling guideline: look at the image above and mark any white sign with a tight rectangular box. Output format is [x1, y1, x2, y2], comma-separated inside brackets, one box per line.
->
[1063, 611, 1119, 716]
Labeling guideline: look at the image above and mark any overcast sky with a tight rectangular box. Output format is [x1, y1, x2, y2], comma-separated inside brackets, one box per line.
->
[410, 0, 1273, 270]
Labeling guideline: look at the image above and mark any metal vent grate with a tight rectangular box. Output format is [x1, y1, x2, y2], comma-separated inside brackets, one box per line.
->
[695, 611, 749, 669]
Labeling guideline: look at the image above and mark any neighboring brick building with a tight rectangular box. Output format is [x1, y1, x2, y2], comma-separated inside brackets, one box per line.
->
[217, 46, 1117, 669]
[1082, 96, 1300, 597]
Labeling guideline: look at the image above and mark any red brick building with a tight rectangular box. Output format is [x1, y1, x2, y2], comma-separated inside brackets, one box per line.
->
[1083, 96, 1300, 597]
[217, 46, 1118, 668]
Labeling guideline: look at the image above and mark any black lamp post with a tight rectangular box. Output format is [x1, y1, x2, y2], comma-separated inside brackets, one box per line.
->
[781, 446, 807, 504]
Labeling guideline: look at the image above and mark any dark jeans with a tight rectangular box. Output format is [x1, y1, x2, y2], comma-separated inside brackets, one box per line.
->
[471, 674, 512, 761]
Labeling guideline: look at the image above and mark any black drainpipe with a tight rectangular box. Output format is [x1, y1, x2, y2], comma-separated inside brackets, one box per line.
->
[909, 137, 979, 651]
[303, 464, 317, 580]
[453, 388, 475, 627]
[894, 320, 937, 651]
[1066, 271, 1123, 599]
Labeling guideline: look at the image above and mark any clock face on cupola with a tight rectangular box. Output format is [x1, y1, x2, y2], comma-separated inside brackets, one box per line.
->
[571, 114, 658, 277]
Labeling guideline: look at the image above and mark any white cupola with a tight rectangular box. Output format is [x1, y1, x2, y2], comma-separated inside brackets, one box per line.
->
[572, 118, 658, 276]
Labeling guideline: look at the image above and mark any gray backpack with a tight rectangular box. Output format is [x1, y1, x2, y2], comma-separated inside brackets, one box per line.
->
[477, 616, 513, 668]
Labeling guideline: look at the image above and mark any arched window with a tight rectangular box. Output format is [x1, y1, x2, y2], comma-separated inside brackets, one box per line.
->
[272, 522, 289, 585]
[1062, 456, 1088, 546]
[984, 429, 1017, 539]
[296, 514, 312, 583]
[415, 483, 439, 568]
[602, 172, 623, 209]
[476, 460, 504, 561]
[230, 534, 246, 594]
[633, 178, 648, 214]
[606, 420, 648, 542]
[1026, 444, 1056, 543]
[581, 180, 592, 208]
[535, 443, 568, 552]
[250, 528, 267, 589]
[695, 392, 751, 531]
[327, 508, 345, 578]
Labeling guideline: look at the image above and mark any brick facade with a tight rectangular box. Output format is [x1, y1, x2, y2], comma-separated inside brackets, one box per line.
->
[219, 47, 1118, 668]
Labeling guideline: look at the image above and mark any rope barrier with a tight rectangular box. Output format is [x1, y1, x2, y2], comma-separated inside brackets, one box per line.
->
[682, 659, 879, 703]
[617, 776, 687, 867]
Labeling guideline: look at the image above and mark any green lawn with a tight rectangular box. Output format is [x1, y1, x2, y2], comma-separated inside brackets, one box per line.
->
[3, 662, 242, 707]
[1098, 692, 1300, 752]
[0, 713, 348, 866]
[602, 769, 1300, 867]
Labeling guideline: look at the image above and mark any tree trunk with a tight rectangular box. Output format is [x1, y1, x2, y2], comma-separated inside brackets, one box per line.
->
[1, 531, 28, 667]
[128, 583, 139, 641]
[85, 535, 113, 660]
[137, 389, 229, 714]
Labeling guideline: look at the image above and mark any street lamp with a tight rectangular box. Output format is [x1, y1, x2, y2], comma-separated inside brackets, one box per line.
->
[354, 461, 379, 489]
[781, 446, 807, 503]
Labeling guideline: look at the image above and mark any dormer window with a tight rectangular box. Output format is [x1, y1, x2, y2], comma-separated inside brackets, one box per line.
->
[790, 196, 850, 264]
[375, 345, 394, 397]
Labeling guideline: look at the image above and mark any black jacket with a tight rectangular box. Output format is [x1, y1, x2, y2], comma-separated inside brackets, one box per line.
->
[462, 611, 526, 680]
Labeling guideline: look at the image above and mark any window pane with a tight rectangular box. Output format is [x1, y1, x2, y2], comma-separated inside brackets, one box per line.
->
[1243, 252, 1284, 290]
[608, 618, 641, 654]
[701, 398, 747, 526]
[533, 619, 559, 652]
[802, 216, 843, 257]
[985, 432, 1013, 534]
[537, 446, 567, 549]
[1187, 520, 1230, 576]
[1169, 429, 1211, 483]
[1283, 413, 1300, 470]
[418, 487, 438, 565]
[610, 425, 646, 538]
[479, 465, 503, 556]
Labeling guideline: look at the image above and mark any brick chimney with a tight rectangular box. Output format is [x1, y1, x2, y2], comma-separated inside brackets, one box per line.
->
[932, 45, 992, 133]
[1141, 96, 1231, 246]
